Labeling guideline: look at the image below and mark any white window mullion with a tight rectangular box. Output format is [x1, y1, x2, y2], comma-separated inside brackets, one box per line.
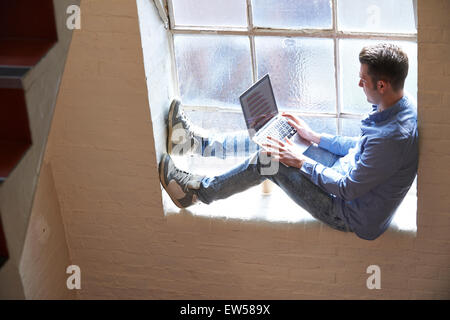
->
[170, 28, 416, 42]
[167, 0, 175, 30]
[168, 32, 180, 97]
[167, 0, 180, 97]
[247, 0, 257, 83]
[249, 36, 257, 82]
[183, 105, 363, 118]
[332, 0, 342, 134]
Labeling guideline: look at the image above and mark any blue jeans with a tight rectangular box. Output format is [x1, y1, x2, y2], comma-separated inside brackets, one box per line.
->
[199, 130, 260, 159]
[195, 131, 352, 233]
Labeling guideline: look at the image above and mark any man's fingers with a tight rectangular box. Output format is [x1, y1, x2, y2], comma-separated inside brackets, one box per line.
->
[287, 119, 302, 131]
[262, 142, 278, 149]
[262, 144, 284, 154]
[267, 136, 285, 147]
[284, 137, 293, 145]
[282, 113, 301, 125]
[262, 149, 281, 157]
[282, 112, 296, 119]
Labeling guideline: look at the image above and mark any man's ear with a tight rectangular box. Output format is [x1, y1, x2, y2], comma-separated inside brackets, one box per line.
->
[377, 80, 388, 92]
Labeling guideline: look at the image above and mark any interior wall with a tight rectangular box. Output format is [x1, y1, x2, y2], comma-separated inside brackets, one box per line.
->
[44, 0, 166, 299]
[42, 0, 450, 299]
[19, 162, 76, 299]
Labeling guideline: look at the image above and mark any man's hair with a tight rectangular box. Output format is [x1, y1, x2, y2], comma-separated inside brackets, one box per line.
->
[359, 43, 409, 91]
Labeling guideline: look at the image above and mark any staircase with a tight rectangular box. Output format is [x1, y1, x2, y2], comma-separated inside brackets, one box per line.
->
[0, 0, 58, 268]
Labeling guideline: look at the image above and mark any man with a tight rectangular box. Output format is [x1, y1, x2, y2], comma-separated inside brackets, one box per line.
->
[159, 43, 418, 241]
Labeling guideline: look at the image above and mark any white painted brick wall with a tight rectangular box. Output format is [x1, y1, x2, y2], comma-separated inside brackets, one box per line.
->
[42, 0, 450, 299]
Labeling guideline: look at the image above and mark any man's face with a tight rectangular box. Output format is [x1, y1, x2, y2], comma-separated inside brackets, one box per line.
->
[359, 63, 380, 105]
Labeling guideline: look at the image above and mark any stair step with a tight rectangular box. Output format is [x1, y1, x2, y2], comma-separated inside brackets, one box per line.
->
[0, 66, 29, 89]
[0, 38, 56, 68]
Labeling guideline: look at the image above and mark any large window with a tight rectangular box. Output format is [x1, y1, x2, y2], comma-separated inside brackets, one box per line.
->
[168, 0, 416, 134]
[165, 0, 417, 231]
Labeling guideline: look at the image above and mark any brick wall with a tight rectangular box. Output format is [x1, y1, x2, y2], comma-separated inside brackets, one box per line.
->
[42, 0, 450, 299]
[414, 0, 450, 298]
[19, 162, 77, 299]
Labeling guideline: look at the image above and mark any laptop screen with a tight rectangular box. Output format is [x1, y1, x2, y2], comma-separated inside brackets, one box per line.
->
[239, 74, 278, 135]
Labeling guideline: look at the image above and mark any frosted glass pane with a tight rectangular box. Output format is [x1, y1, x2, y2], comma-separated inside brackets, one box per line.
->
[255, 37, 336, 113]
[185, 110, 247, 134]
[303, 117, 337, 135]
[174, 35, 252, 108]
[340, 118, 363, 137]
[252, 0, 332, 29]
[337, 0, 416, 33]
[340, 39, 417, 114]
[172, 0, 247, 27]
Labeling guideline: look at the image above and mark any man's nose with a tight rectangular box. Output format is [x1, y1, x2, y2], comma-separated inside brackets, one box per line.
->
[359, 79, 363, 87]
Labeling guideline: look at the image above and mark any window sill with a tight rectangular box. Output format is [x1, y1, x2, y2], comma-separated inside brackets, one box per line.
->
[161, 156, 417, 233]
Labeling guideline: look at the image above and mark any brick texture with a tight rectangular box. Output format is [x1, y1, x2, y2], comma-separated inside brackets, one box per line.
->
[40, 0, 450, 299]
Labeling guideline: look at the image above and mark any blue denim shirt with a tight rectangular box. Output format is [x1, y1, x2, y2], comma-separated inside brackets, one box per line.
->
[300, 95, 418, 240]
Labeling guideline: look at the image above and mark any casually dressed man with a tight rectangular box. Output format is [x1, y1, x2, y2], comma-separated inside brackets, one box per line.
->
[159, 43, 418, 241]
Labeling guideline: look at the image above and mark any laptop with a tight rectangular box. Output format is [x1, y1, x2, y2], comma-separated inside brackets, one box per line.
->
[239, 74, 311, 154]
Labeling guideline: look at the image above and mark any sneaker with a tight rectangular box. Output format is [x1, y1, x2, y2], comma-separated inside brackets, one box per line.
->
[159, 153, 205, 208]
[167, 98, 207, 156]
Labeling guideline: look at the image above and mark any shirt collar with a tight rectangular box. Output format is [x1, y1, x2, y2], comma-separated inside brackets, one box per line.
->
[362, 96, 407, 125]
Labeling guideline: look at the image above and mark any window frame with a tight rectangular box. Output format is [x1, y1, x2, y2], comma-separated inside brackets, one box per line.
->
[166, 0, 417, 135]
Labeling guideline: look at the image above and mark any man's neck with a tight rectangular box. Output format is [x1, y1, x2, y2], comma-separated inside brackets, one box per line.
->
[378, 90, 404, 112]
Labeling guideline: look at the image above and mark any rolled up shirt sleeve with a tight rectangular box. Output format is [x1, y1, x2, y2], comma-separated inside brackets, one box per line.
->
[301, 136, 406, 201]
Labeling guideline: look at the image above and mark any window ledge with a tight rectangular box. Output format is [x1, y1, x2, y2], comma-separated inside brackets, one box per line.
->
[161, 156, 417, 233]
[162, 180, 315, 224]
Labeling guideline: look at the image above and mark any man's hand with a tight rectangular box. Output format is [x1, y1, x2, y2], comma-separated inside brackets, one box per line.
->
[282, 112, 321, 145]
[262, 136, 306, 169]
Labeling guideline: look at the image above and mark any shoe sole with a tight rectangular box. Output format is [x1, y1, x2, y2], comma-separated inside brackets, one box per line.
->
[167, 99, 179, 155]
[159, 154, 184, 209]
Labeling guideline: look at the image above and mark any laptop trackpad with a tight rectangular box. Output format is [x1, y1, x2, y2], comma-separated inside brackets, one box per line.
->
[291, 133, 311, 154]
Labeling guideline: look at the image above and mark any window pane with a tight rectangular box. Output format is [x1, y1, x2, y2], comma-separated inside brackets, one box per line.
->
[185, 110, 247, 134]
[256, 37, 336, 113]
[171, 0, 247, 28]
[303, 117, 337, 135]
[340, 39, 417, 114]
[174, 35, 252, 108]
[340, 118, 363, 137]
[252, 0, 332, 29]
[337, 0, 416, 33]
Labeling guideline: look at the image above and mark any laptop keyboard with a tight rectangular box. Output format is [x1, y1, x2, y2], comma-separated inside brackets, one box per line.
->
[255, 117, 297, 145]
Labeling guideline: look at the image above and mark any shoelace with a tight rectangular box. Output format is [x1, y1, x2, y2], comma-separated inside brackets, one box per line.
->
[173, 167, 197, 191]
[179, 110, 192, 134]
[178, 109, 206, 140]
